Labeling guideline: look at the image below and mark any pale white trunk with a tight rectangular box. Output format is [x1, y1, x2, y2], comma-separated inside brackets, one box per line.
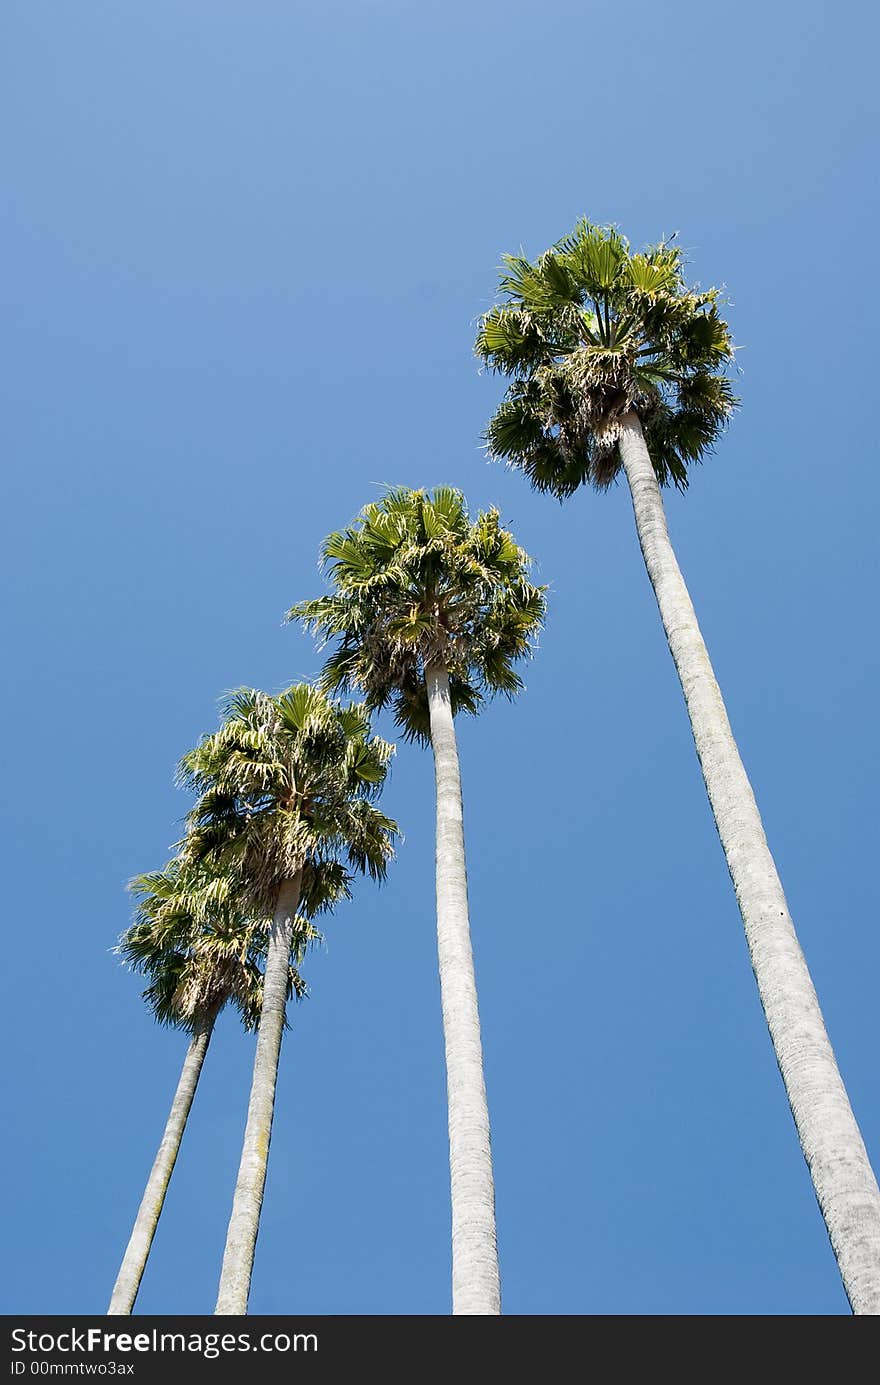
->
[214, 874, 302, 1315]
[425, 664, 501, 1315]
[619, 410, 880, 1314]
[107, 1003, 219, 1315]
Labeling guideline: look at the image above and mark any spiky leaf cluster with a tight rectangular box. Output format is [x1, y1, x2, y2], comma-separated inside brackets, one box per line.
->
[475, 220, 737, 493]
[177, 684, 398, 909]
[118, 859, 317, 1033]
[289, 487, 546, 743]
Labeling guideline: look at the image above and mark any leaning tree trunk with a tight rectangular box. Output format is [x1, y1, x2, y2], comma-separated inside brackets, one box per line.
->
[214, 874, 302, 1315]
[425, 663, 501, 1315]
[618, 409, 880, 1314]
[108, 1000, 221, 1315]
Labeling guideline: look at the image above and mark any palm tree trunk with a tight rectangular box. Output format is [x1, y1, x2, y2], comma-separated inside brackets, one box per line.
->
[214, 873, 302, 1315]
[425, 663, 501, 1315]
[618, 409, 880, 1314]
[108, 1001, 220, 1315]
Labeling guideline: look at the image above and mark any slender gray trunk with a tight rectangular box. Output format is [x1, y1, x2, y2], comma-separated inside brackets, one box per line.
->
[108, 1002, 220, 1315]
[425, 663, 501, 1315]
[214, 873, 302, 1315]
[618, 409, 880, 1314]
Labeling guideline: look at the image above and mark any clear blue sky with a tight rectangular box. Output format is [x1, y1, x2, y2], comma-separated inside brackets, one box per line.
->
[2, 1, 877, 1316]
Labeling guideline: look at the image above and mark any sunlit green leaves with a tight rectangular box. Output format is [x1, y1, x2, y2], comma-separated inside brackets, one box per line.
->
[626, 251, 677, 297]
[563, 222, 628, 294]
[290, 487, 546, 744]
[119, 858, 317, 1033]
[276, 683, 325, 733]
[178, 684, 397, 910]
[476, 219, 738, 494]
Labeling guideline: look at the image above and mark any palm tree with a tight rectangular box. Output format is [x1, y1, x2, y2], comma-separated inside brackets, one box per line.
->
[475, 220, 880, 1314]
[179, 684, 397, 1315]
[291, 488, 546, 1315]
[108, 859, 313, 1315]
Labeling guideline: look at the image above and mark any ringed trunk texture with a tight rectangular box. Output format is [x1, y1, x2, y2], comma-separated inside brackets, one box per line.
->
[425, 663, 501, 1315]
[214, 873, 302, 1315]
[619, 409, 880, 1314]
[108, 1001, 220, 1315]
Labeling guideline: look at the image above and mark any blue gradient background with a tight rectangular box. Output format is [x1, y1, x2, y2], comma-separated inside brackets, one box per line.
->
[2, 1, 877, 1315]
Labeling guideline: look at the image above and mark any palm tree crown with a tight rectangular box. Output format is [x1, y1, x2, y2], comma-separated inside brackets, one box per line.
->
[177, 683, 397, 905]
[119, 859, 315, 1033]
[289, 487, 547, 741]
[475, 219, 737, 493]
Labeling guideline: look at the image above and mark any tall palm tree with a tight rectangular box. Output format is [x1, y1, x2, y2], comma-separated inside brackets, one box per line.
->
[108, 859, 313, 1316]
[475, 220, 880, 1313]
[179, 683, 397, 1315]
[291, 488, 546, 1315]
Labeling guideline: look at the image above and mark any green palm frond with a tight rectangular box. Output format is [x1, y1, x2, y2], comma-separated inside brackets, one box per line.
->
[118, 855, 321, 1034]
[177, 684, 398, 911]
[289, 487, 546, 744]
[476, 219, 738, 494]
